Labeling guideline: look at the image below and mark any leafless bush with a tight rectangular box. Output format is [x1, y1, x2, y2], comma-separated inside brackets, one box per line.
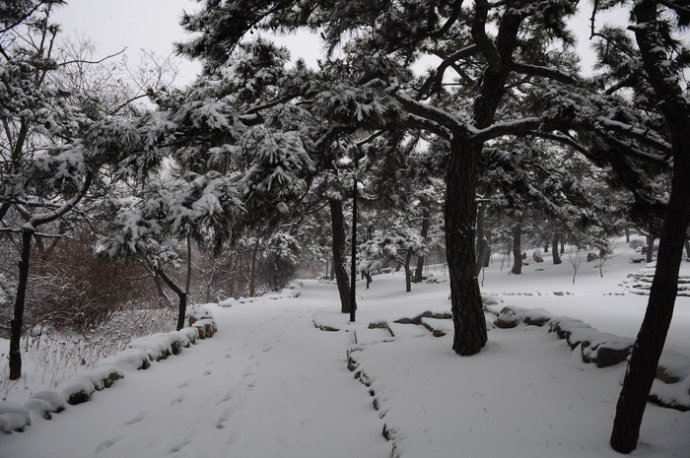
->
[23, 240, 160, 335]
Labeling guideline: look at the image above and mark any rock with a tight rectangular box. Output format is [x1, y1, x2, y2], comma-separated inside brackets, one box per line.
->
[595, 344, 632, 368]
[0, 402, 31, 433]
[532, 251, 544, 263]
[522, 309, 552, 327]
[61, 376, 96, 405]
[586, 252, 599, 262]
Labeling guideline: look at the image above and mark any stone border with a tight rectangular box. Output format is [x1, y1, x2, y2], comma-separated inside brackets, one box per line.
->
[0, 311, 218, 434]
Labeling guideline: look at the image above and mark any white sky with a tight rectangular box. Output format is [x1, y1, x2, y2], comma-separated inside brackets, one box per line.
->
[53, 0, 629, 86]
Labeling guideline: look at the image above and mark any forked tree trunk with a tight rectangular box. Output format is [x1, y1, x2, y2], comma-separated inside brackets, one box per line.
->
[510, 223, 522, 275]
[446, 138, 487, 356]
[414, 206, 430, 282]
[158, 269, 188, 331]
[552, 228, 562, 265]
[611, 1, 690, 452]
[329, 199, 352, 313]
[9, 229, 33, 380]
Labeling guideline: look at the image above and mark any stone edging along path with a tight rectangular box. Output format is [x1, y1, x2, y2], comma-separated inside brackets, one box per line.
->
[0, 309, 218, 434]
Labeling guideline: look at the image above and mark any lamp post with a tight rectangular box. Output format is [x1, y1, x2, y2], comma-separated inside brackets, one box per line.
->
[349, 151, 358, 322]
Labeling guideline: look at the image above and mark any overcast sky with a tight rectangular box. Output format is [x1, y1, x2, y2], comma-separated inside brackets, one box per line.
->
[53, 0, 629, 87]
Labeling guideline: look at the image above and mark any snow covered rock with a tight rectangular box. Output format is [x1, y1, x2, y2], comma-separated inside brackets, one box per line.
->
[522, 308, 553, 327]
[494, 306, 525, 329]
[650, 376, 690, 412]
[281, 280, 303, 298]
[98, 348, 151, 371]
[60, 376, 96, 405]
[192, 318, 216, 338]
[179, 326, 199, 344]
[187, 307, 214, 326]
[656, 350, 690, 384]
[128, 333, 176, 361]
[24, 390, 66, 420]
[90, 366, 125, 388]
[580, 334, 634, 368]
[0, 402, 31, 433]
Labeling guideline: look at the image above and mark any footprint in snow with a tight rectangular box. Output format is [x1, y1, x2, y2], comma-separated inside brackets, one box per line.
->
[170, 396, 184, 406]
[216, 407, 231, 429]
[177, 379, 193, 389]
[95, 436, 122, 454]
[168, 441, 190, 454]
[124, 411, 148, 426]
[204, 370, 212, 376]
[216, 392, 232, 405]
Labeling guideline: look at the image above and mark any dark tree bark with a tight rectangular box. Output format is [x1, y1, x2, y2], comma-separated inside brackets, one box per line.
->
[404, 249, 413, 293]
[329, 199, 352, 313]
[9, 229, 33, 380]
[249, 240, 259, 297]
[444, 7, 523, 356]
[510, 223, 522, 275]
[361, 269, 372, 288]
[158, 269, 188, 331]
[552, 227, 562, 265]
[8, 173, 92, 379]
[544, 240, 549, 253]
[610, 1, 690, 453]
[414, 206, 430, 282]
[625, 227, 631, 243]
[645, 232, 655, 263]
[446, 139, 487, 356]
[474, 202, 491, 276]
[684, 237, 690, 260]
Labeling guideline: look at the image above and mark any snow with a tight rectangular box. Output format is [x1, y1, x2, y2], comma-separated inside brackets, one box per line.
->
[0, 402, 31, 433]
[0, 243, 689, 457]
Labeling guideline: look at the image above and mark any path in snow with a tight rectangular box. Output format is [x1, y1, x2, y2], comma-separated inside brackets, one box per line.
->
[0, 282, 390, 458]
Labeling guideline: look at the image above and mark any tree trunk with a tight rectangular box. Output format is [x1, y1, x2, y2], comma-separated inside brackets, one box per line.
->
[544, 240, 549, 253]
[560, 237, 565, 255]
[249, 240, 259, 297]
[510, 223, 522, 275]
[611, 1, 690, 452]
[9, 229, 33, 380]
[404, 249, 413, 293]
[474, 202, 491, 276]
[625, 227, 631, 243]
[329, 199, 352, 313]
[446, 138, 487, 356]
[645, 233, 655, 263]
[414, 206, 430, 282]
[684, 237, 690, 260]
[157, 269, 188, 331]
[153, 273, 171, 305]
[552, 227, 562, 265]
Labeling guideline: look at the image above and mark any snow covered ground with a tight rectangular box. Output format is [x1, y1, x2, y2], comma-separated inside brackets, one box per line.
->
[1, 242, 689, 457]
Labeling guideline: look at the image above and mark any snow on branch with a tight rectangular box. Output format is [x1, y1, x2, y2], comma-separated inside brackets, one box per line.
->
[511, 62, 581, 86]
